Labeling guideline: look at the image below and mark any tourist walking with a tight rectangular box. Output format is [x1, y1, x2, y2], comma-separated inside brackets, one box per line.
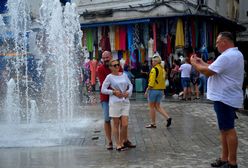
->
[145, 53, 172, 128]
[190, 32, 243, 168]
[101, 59, 133, 151]
[179, 57, 192, 100]
[190, 66, 200, 99]
[97, 51, 136, 150]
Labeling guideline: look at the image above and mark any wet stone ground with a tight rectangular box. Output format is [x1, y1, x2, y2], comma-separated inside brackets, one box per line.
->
[0, 99, 248, 168]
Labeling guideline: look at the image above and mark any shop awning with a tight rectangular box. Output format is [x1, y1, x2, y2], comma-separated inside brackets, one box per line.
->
[80, 15, 246, 32]
[81, 18, 150, 28]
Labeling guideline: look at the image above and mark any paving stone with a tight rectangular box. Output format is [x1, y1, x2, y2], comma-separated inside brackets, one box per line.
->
[0, 97, 247, 168]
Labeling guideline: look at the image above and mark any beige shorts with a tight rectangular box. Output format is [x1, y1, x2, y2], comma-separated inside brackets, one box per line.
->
[109, 101, 130, 118]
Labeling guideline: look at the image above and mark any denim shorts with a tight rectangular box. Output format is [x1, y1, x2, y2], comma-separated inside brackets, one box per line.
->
[214, 101, 237, 130]
[101, 101, 111, 122]
[181, 77, 191, 88]
[148, 90, 163, 103]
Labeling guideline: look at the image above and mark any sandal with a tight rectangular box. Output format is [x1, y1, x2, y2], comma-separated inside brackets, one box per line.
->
[106, 142, 113, 150]
[210, 158, 228, 167]
[116, 146, 127, 152]
[145, 124, 157, 128]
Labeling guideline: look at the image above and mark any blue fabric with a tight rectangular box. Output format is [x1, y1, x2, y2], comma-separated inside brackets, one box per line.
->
[199, 46, 208, 62]
[81, 19, 150, 28]
[214, 101, 237, 130]
[127, 25, 134, 52]
[148, 90, 163, 103]
[143, 24, 149, 49]
[181, 77, 190, 88]
[200, 21, 207, 48]
[101, 101, 111, 122]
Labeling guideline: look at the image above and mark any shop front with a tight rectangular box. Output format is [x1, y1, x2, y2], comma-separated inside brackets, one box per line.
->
[79, 14, 245, 94]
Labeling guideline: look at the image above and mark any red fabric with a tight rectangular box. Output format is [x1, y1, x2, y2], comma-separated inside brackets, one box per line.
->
[167, 34, 172, 55]
[191, 19, 196, 49]
[97, 64, 123, 102]
[100, 27, 111, 52]
[119, 26, 127, 51]
[89, 60, 98, 85]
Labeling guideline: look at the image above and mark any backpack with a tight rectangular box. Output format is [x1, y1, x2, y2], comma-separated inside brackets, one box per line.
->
[154, 67, 159, 84]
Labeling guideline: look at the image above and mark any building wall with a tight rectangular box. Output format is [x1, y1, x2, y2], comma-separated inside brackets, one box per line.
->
[239, 0, 248, 22]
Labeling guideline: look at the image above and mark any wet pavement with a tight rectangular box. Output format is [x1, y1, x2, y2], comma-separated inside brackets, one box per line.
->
[0, 94, 248, 168]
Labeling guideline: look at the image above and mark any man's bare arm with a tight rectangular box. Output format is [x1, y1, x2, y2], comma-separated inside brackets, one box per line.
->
[190, 55, 216, 77]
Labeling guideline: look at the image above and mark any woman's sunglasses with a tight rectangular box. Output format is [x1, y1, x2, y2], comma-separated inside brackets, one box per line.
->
[110, 63, 120, 68]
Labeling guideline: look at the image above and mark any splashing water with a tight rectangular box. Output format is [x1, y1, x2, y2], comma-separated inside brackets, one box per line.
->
[0, 0, 88, 147]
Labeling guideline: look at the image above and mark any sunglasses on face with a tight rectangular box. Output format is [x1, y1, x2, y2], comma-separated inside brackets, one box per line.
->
[110, 63, 120, 67]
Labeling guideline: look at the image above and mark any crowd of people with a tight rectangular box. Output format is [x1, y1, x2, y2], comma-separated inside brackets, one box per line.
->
[97, 32, 244, 168]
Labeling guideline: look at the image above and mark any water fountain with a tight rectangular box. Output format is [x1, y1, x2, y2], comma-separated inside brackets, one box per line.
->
[0, 0, 90, 147]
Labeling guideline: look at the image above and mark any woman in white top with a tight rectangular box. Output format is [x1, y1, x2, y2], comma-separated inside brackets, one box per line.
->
[101, 59, 133, 151]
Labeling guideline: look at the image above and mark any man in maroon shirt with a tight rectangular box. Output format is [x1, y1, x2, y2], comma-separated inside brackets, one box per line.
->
[97, 51, 136, 150]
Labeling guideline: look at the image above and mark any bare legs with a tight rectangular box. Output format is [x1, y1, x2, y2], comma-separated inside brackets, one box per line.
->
[112, 116, 129, 149]
[104, 121, 112, 144]
[183, 87, 191, 100]
[148, 102, 171, 126]
[220, 128, 238, 165]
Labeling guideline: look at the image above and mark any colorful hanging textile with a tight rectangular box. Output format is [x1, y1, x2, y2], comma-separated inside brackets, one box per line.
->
[195, 19, 199, 49]
[184, 19, 190, 48]
[123, 51, 128, 61]
[82, 30, 87, 47]
[139, 46, 146, 63]
[119, 26, 127, 50]
[127, 25, 137, 68]
[127, 25, 134, 51]
[86, 29, 93, 52]
[143, 24, 149, 49]
[213, 25, 218, 47]
[97, 27, 101, 50]
[109, 26, 115, 51]
[100, 27, 111, 52]
[175, 18, 185, 48]
[133, 24, 140, 50]
[148, 38, 154, 58]
[200, 21, 207, 48]
[115, 26, 120, 50]
[191, 19, 196, 49]
[118, 51, 123, 60]
[89, 59, 98, 85]
[152, 23, 157, 52]
[167, 34, 172, 56]
[207, 23, 213, 48]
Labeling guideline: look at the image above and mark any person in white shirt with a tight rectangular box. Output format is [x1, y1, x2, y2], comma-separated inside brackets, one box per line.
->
[179, 57, 192, 100]
[101, 59, 133, 151]
[191, 32, 243, 168]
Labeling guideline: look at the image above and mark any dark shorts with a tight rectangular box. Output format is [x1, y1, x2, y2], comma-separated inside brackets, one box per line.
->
[213, 101, 237, 130]
[181, 77, 190, 88]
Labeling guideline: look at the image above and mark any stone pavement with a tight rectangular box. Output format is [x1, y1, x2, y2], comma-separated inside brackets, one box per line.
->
[0, 96, 248, 168]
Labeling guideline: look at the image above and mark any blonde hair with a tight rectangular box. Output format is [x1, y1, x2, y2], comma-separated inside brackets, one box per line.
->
[109, 59, 119, 66]
[152, 53, 162, 63]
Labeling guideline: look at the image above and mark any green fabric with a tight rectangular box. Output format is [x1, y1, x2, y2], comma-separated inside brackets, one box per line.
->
[86, 29, 93, 52]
